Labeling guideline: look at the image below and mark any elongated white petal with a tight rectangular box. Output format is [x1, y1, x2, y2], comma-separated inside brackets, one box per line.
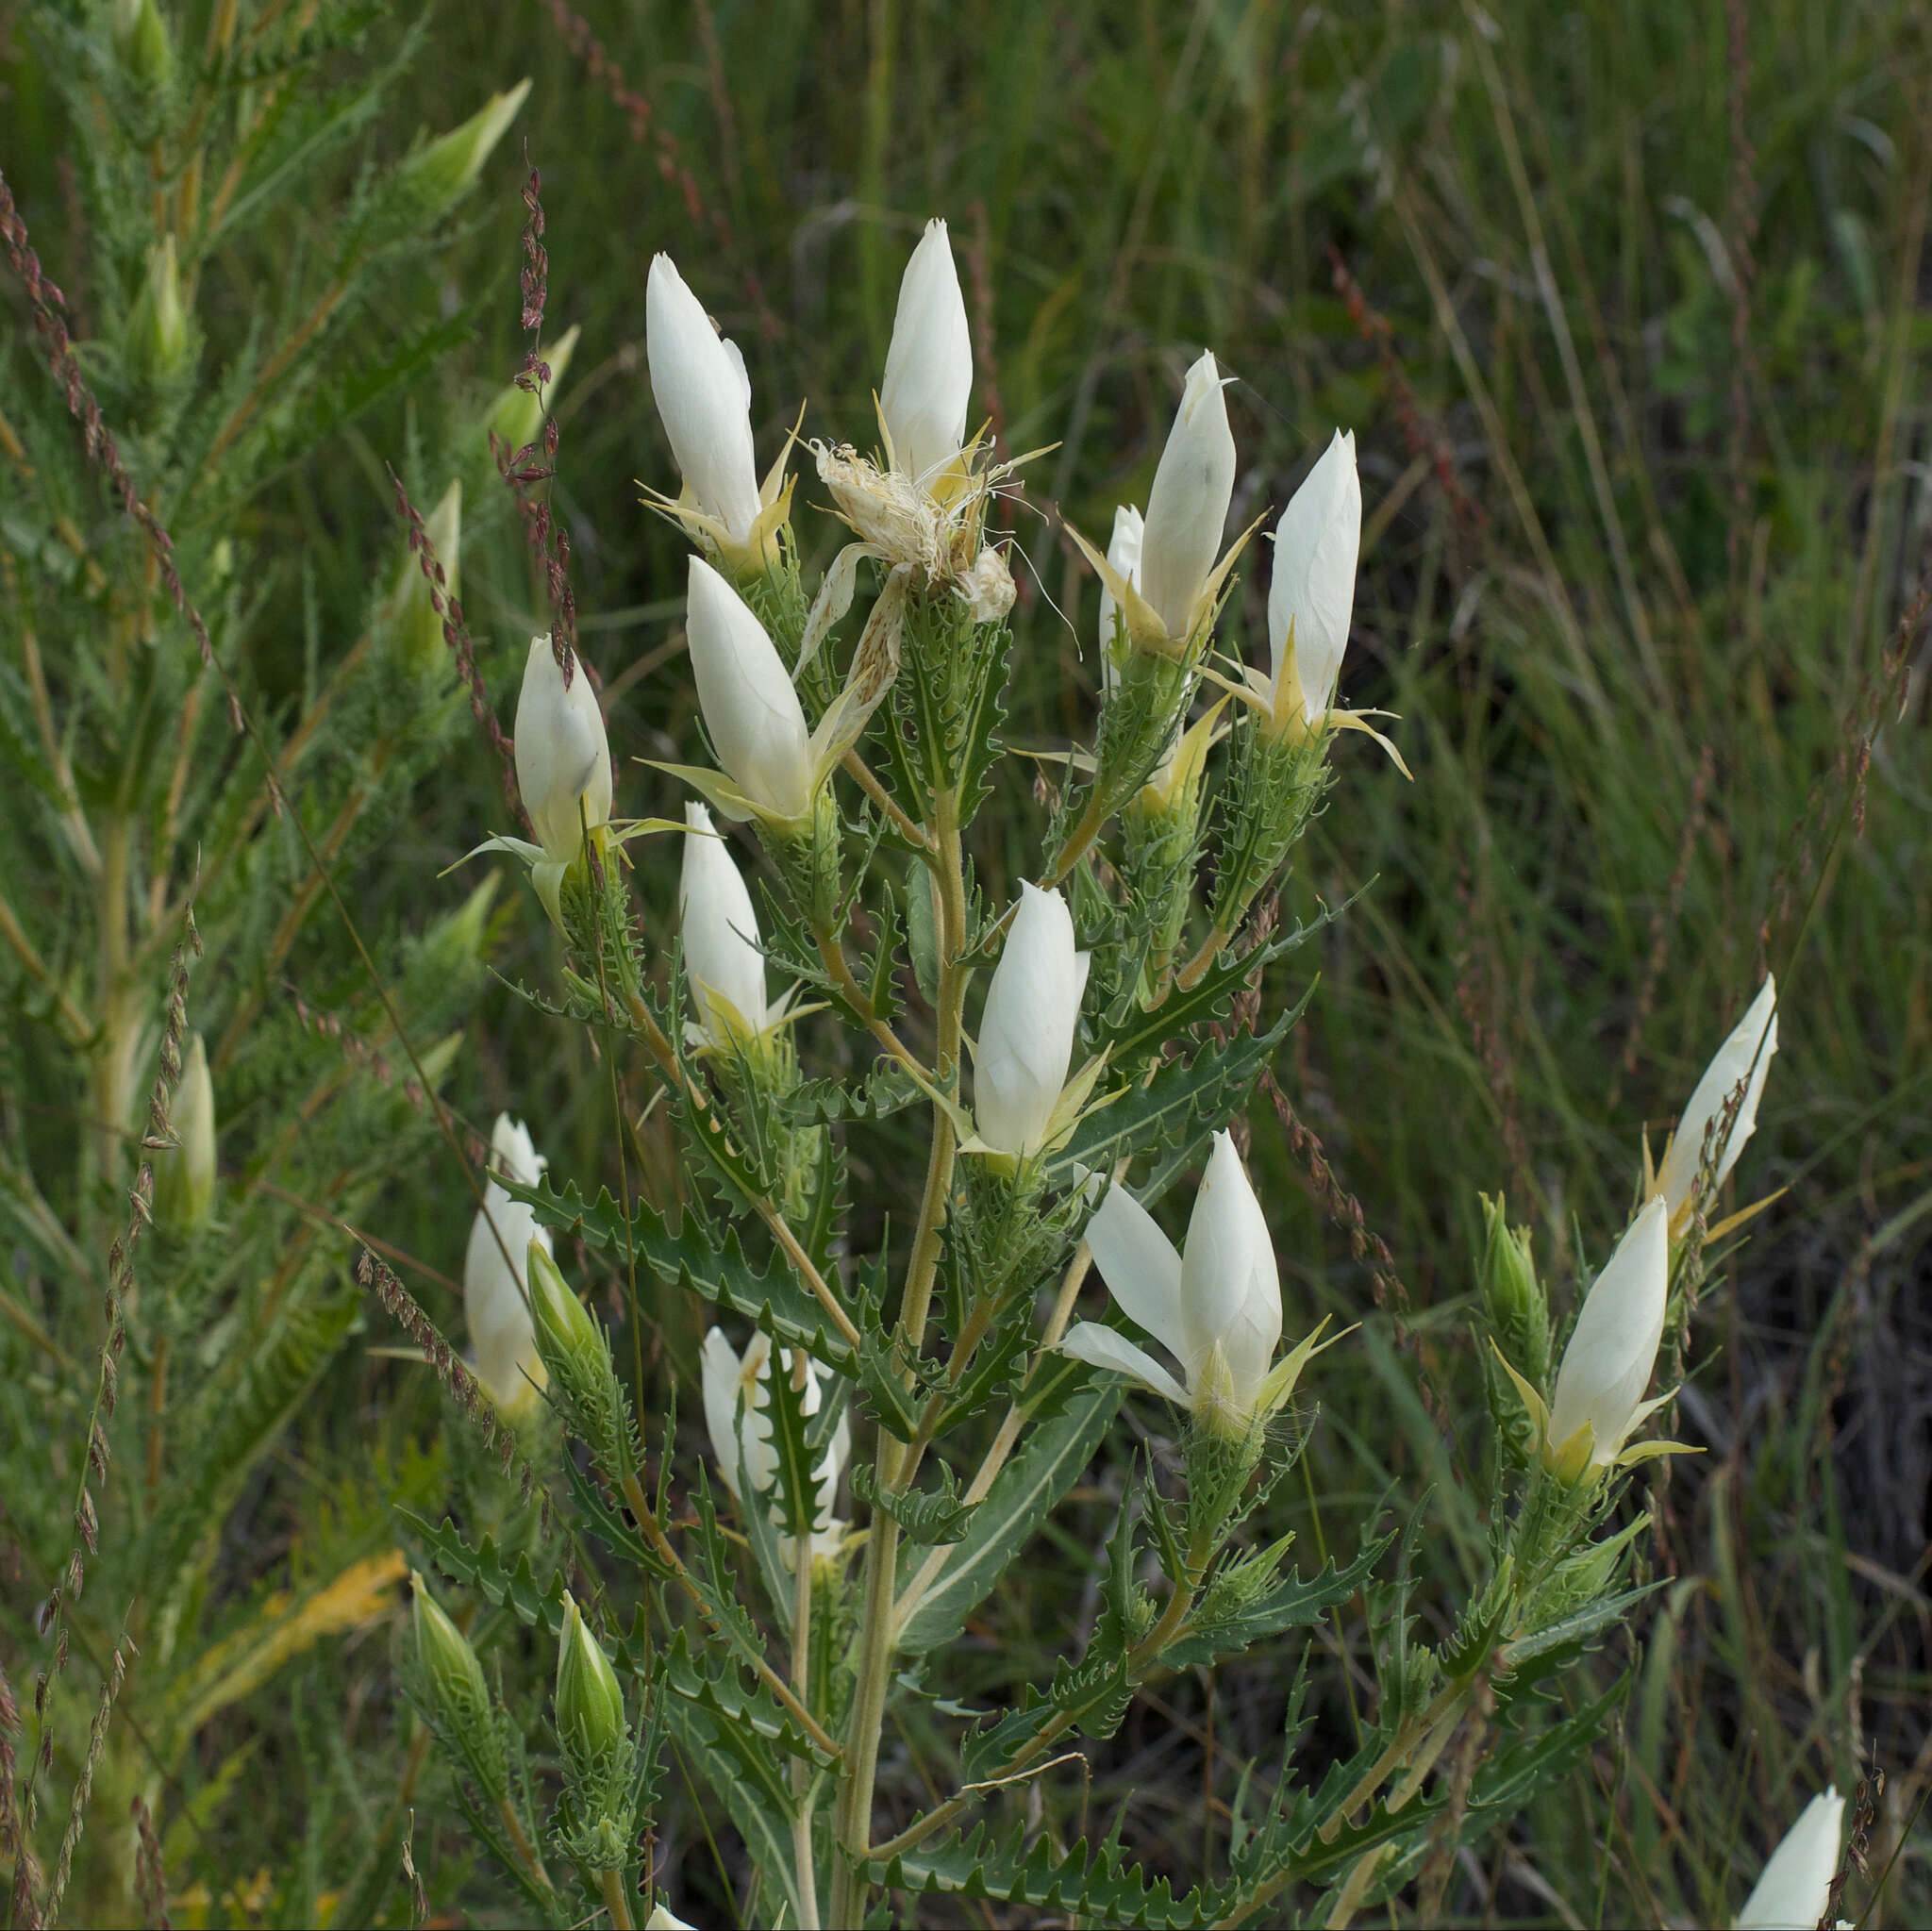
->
[513, 636, 611, 865]
[1059, 1323, 1191, 1407]
[1139, 351, 1236, 640]
[465, 1123, 554, 1412]
[1084, 1183, 1187, 1365]
[1736, 1788, 1844, 1930]
[1098, 504, 1144, 687]
[880, 219, 972, 486]
[1547, 1197, 1670, 1466]
[678, 803, 768, 1040]
[1179, 1131, 1281, 1406]
[973, 883, 1090, 1156]
[646, 253, 762, 544]
[1268, 429, 1360, 721]
[1657, 976, 1779, 1216]
[491, 1113, 545, 1190]
[685, 557, 814, 820]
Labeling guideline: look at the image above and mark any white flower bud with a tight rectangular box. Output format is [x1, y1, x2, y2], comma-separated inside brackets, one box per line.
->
[513, 636, 611, 866]
[398, 79, 531, 219]
[486, 323, 580, 456]
[393, 479, 460, 673]
[154, 1031, 216, 1236]
[678, 804, 769, 1043]
[700, 1328, 849, 1556]
[1097, 504, 1144, 680]
[463, 1114, 552, 1413]
[1267, 429, 1360, 723]
[1657, 976, 1778, 1221]
[644, 1907, 695, 1931]
[646, 255, 763, 547]
[1138, 351, 1236, 641]
[879, 219, 973, 487]
[1062, 1130, 1283, 1434]
[684, 557, 813, 822]
[973, 884, 1090, 1157]
[1546, 1197, 1669, 1474]
[1736, 1788, 1845, 1930]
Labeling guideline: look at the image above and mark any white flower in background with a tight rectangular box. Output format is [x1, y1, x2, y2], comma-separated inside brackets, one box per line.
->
[644, 1907, 696, 1931]
[666, 555, 907, 832]
[1267, 429, 1360, 725]
[679, 803, 796, 1047]
[971, 883, 1091, 1158]
[880, 218, 973, 489]
[1062, 1131, 1333, 1437]
[463, 1114, 552, 1415]
[1137, 351, 1238, 643]
[1655, 976, 1779, 1227]
[646, 254, 764, 549]
[1736, 1788, 1845, 1930]
[1097, 503, 1144, 671]
[701, 1327, 849, 1560]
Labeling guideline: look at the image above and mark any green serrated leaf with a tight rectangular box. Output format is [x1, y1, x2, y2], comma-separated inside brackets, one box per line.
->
[852, 1457, 974, 1546]
[1162, 1532, 1391, 1670]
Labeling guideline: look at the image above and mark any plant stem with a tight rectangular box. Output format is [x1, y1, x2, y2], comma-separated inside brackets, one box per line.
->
[496, 1797, 555, 1896]
[789, 1401, 823, 1931]
[1041, 791, 1108, 891]
[813, 920, 928, 1076]
[599, 1865, 635, 1930]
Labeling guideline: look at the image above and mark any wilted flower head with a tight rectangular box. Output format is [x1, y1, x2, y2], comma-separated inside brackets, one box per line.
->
[700, 1327, 850, 1561]
[463, 1113, 552, 1414]
[880, 219, 973, 489]
[1735, 1788, 1845, 1930]
[1061, 1132, 1316, 1437]
[1267, 429, 1360, 725]
[1656, 976, 1778, 1228]
[971, 884, 1091, 1158]
[646, 254, 764, 550]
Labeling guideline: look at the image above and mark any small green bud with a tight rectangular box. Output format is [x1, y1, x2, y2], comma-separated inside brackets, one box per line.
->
[388, 478, 460, 674]
[1480, 1193, 1549, 1386]
[129, 236, 192, 385]
[555, 1591, 626, 1781]
[397, 78, 531, 222]
[112, 0, 173, 85]
[525, 1238, 601, 1374]
[154, 1031, 216, 1235]
[410, 1572, 508, 1802]
[525, 1240, 635, 1479]
[485, 323, 580, 456]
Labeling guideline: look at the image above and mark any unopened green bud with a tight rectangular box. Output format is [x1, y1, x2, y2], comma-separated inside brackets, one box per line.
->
[485, 323, 580, 456]
[112, 0, 173, 85]
[129, 236, 192, 385]
[390, 478, 460, 674]
[154, 1031, 215, 1235]
[526, 1237, 601, 1373]
[397, 78, 531, 222]
[525, 1240, 635, 1479]
[1480, 1193, 1549, 1386]
[555, 1591, 626, 1779]
[410, 1572, 508, 1801]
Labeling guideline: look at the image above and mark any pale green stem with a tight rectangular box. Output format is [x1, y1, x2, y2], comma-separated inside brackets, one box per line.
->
[789, 1350, 823, 1931]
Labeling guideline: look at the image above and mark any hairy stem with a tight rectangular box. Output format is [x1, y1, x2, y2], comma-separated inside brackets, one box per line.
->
[497, 1797, 554, 1896]
[598, 1864, 635, 1931]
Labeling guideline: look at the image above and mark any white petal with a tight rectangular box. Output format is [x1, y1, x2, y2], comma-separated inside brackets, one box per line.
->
[1736, 1788, 1844, 1930]
[1179, 1131, 1280, 1404]
[513, 635, 612, 864]
[1139, 351, 1236, 639]
[1083, 1184, 1187, 1364]
[646, 253, 762, 544]
[465, 1197, 551, 1408]
[973, 883, 1087, 1156]
[1548, 1197, 1670, 1465]
[1268, 428, 1360, 720]
[1058, 1323, 1191, 1407]
[1098, 503, 1144, 687]
[880, 219, 973, 487]
[678, 803, 769, 1040]
[685, 557, 813, 819]
[1657, 976, 1778, 1215]
[490, 1113, 545, 1190]
[699, 1327, 746, 1502]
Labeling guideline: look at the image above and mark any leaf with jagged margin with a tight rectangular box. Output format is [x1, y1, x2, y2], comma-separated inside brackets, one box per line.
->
[658, 1629, 826, 1772]
[896, 1375, 1122, 1654]
[869, 1823, 1222, 1929]
[1160, 1532, 1391, 1670]
[760, 1326, 820, 1543]
[1046, 1014, 1298, 1187]
[1491, 1588, 1659, 1695]
[772, 1060, 921, 1130]
[399, 1509, 573, 1639]
[852, 1457, 974, 1546]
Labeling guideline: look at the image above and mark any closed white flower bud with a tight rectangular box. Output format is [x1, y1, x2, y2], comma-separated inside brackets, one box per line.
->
[646, 255, 763, 547]
[678, 804, 769, 1043]
[973, 884, 1090, 1157]
[155, 1031, 217, 1236]
[514, 636, 611, 866]
[112, 0, 172, 84]
[1267, 429, 1360, 723]
[393, 479, 460, 673]
[684, 557, 813, 821]
[700, 1327, 849, 1556]
[398, 79, 531, 219]
[486, 323, 580, 456]
[1546, 1197, 1669, 1475]
[1736, 1787, 1845, 1930]
[1139, 351, 1236, 641]
[879, 219, 973, 487]
[463, 1114, 552, 1413]
[1062, 1130, 1283, 1434]
[1097, 504, 1144, 678]
[1657, 976, 1778, 1222]
[644, 1907, 695, 1931]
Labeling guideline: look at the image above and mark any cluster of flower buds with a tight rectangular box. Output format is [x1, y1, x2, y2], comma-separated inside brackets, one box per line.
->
[461, 1114, 552, 1417]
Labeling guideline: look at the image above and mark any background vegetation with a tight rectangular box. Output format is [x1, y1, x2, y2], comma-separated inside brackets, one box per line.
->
[2, 0, 1927, 1923]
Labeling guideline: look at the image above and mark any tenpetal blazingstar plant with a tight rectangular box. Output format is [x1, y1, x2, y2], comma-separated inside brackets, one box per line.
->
[1736, 1788, 1846, 1930]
